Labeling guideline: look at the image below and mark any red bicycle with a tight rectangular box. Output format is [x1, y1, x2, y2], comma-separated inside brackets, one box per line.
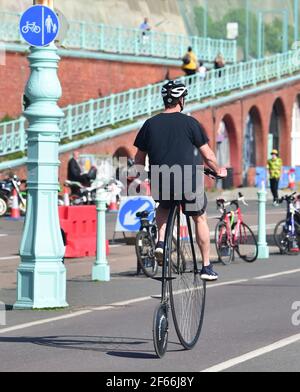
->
[215, 193, 258, 265]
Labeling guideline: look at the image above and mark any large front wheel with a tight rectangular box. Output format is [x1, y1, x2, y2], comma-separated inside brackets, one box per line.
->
[167, 207, 206, 350]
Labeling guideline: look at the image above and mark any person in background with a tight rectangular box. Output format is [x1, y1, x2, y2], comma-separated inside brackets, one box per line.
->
[67, 151, 96, 187]
[214, 53, 225, 77]
[182, 47, 198, 78]
[140, 17, 151, 43]
[267, 149, 283, 206]
[198, 61, 207, 80]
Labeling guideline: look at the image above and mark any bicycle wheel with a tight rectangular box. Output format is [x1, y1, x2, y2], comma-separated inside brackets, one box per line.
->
[135, 231, 158, 278]
[167, 206, 206, 350]
[153, 303, 169, 358]
[235, 223, 258, 262]
[215, 221, 234, 265]
[274, 220, 300, 255]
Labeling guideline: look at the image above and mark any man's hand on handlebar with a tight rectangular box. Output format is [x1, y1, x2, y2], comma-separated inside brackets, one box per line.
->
[217, 168, 228, 179]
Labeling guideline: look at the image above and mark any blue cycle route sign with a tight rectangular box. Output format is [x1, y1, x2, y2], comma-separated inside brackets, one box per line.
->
[116, 197, 156, 233]
[19, 5, 59, 47]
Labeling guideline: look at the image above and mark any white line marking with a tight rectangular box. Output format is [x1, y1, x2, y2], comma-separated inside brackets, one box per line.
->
[0, 234, 8, 238]
[0, 310, 93, 335]
[254, 268, 300, 280]
[0, 256, 19, 261]
[1, 268, 300, 335]
[201, 333, 300, 372]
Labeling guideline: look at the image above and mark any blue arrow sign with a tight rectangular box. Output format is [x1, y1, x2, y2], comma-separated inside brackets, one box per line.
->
[19, 5, 59, 47]
[116, 197, 156, 232]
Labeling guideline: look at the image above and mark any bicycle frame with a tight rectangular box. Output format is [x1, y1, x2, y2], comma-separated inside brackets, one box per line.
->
[219, 204, 244, 247]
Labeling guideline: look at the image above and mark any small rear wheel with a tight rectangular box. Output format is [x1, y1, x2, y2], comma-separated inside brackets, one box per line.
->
[153, 304, 169, 358]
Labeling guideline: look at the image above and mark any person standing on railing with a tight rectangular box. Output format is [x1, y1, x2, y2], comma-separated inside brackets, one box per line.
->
[182, 47, 198, 78]
[139, 17, 151, 44]
[267, 149, 283, 206]
[198, 61, 207, 80]
[214, 53, 225, 78]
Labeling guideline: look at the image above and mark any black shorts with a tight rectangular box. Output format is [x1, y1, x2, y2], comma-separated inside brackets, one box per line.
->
[157, 193, 208, 217]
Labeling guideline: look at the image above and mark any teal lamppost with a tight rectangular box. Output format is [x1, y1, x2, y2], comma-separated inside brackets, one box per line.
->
[14, 0, 68, 309]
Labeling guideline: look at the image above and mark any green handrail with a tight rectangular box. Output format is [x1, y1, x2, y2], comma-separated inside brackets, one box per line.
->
[0, 11, 237, 63]
[0, 50, 299, 158]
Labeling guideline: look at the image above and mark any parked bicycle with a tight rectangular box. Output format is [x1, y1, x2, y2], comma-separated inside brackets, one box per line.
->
[153, 168, 221, 358]
[135, 210, 158, 278]
[215, 193, 258, 265]
[274, 193, 300, 255]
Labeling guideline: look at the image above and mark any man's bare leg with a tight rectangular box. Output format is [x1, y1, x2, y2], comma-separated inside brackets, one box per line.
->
[193, 214, 210, 267]
[156, 205, 169, 242]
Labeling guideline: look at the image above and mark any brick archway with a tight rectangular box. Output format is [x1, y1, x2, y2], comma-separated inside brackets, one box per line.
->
[249, 106, 264, 165]
[269, 97, 289, 162]
[222, 113, 241, 186]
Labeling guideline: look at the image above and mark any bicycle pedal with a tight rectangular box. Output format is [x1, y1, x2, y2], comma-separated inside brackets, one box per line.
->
[152, 277, 176, 282]
[151, 295, 162, 300]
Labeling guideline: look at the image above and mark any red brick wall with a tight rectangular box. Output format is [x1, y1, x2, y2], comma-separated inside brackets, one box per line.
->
[0, 51, 182, 119]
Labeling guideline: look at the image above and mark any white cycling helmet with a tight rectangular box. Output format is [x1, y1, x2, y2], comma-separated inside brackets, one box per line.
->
[161, 80, 188, 105]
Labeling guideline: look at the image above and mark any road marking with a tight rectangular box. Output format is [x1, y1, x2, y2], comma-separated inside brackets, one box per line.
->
[0, 234, 8, 238]
[201, 333, 300, 372]
[1, 268, 300, 335]
[254, 268, 300, 280]
[0, 256, 19, 261]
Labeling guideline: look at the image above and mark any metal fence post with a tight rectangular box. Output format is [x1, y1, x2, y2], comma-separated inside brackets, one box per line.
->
[19, 117, 26, 153]
[80, 21, 86, 49]
[89, 99, 94, 133]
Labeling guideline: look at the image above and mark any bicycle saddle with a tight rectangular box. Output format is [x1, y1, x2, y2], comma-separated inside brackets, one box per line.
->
[136, 211, 150, 219]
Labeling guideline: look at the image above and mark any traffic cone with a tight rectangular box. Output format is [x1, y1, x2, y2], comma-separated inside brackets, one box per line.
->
[289, 169, 296, 191]
[10, 188, 20, 220]
[108, 184, 119, 212]
[63, 187, 70, 207]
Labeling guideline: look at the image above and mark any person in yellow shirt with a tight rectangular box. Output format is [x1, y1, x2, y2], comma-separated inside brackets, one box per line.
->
[182, 47, 198, 77]
[267, 149, 283, 205]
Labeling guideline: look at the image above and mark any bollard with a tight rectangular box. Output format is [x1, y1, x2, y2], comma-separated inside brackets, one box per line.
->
[92, 188, 110, 282]
[257, 181, 270, 259]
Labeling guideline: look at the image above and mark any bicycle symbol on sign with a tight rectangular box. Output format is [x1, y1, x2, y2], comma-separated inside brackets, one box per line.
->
[21, 21, 41, 34]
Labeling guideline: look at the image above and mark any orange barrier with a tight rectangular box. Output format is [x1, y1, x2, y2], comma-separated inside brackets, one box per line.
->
[59, 206, 109, 259]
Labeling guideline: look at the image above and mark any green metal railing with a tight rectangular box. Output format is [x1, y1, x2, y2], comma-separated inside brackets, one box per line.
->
[0, 11, 237, 63]
[1, 49, 300, 158]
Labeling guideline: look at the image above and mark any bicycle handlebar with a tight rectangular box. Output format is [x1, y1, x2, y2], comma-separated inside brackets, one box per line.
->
[204, 168, 224, 180]
[217, 193, 248, 211]
[278, 192, 298, 204]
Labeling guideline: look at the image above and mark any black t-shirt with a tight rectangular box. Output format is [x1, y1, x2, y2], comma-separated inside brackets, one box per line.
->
[134, 112, 209, 168]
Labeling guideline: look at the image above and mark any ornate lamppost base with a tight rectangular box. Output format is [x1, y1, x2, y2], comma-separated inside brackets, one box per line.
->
[14, 261, 68, 309]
